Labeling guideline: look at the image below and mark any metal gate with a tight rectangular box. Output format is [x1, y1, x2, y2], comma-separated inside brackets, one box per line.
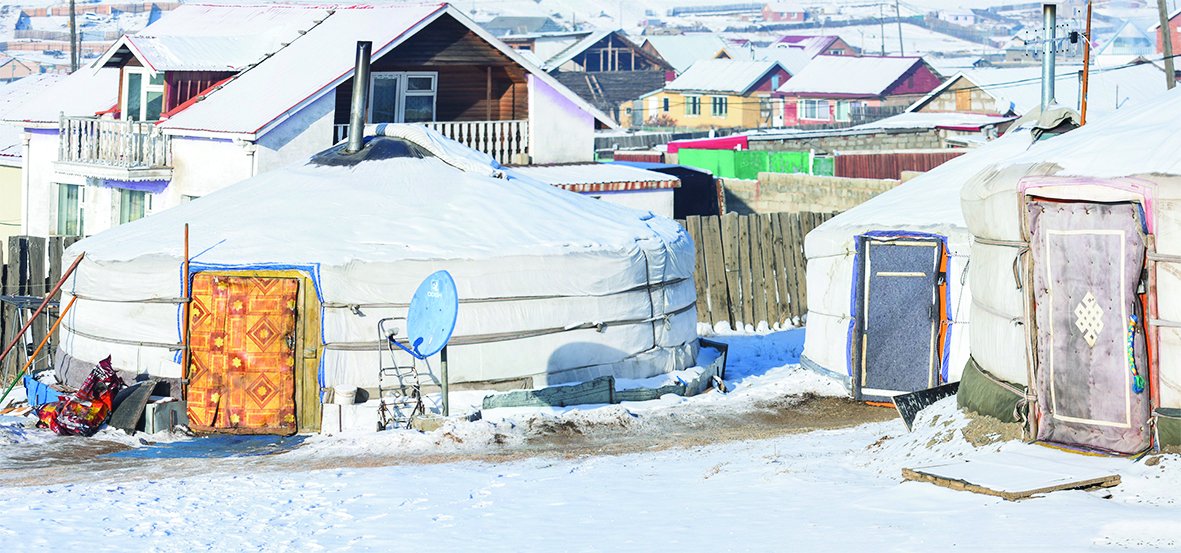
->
[1029, 200, 1151, 454]
[853, 236, 945, 401]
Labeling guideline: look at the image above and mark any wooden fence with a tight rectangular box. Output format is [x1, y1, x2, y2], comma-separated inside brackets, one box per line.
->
[0, 236, 81, 388]
[682, 212, 836, 330]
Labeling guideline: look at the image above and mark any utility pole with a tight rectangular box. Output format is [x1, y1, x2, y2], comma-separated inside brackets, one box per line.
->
[879, 4, 885, 56]
[68, 0, 78, 72]
[1081, 0, 1092, 124]
[1041, 3, 1056, 111]
[1158, 0, 1176, 89]
[894, 0, 904, 56]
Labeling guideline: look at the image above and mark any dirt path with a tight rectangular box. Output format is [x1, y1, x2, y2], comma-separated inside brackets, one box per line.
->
[0, 395, 899, 486]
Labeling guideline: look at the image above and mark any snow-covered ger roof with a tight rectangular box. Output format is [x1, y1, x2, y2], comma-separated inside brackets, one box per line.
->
[666, 59, 784, 94]
[778, 55, 927, 96]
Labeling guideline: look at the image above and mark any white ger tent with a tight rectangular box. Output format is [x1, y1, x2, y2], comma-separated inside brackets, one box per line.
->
[801, 129, 1035, 401]
[55, 125, 698, 433]
[962, 88, 1181, 454]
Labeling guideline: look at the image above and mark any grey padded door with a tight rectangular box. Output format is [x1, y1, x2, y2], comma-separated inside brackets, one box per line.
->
[1029, 200, 1150, 454]
[856, 238, 942, 401]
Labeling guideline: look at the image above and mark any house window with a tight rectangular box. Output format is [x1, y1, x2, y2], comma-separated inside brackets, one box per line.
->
[834, 100, 852, 122]
[771, 75, 780, 89]
[119, 190, 148, 224]
[123, 67, 164, 121]
[685, 95, 701, 116]
[370, 72, 437, 124]
[799, 99, 830, 121]
[710, 96, 728, 117]
[56, 184, 83, 236]
[662, 97, 670, 112]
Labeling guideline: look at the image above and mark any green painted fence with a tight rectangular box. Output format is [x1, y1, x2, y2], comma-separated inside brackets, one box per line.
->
[677, 149, 818, 179]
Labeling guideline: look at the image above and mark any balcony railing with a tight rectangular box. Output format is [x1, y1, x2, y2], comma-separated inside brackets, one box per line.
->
[335, 120, 529, 164]
[58, 115, 172, 169]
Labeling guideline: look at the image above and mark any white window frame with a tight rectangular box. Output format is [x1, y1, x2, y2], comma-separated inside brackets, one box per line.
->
[118, 189, 150, 225]
[55, 183, 84, 236]
[710, 96, 728, 117]
[799, 99, 830, 121]
[122, 66, 164, 121]
[685, 95, 701, 117]
[834, 100, 852, 122]
[368, 71, 438, 123]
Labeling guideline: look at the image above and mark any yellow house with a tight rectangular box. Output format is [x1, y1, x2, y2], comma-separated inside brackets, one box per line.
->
[622, 59, 790, 129]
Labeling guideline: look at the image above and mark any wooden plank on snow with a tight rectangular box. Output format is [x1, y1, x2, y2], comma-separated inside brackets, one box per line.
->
[482, 375, 615, 409]
[902, 450, 1121, 501]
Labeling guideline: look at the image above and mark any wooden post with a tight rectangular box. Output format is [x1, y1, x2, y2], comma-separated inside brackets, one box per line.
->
[701, 216, 729, 327]
[440, 346, 449, 417]
[738, 215, 755, 327]
[720, 213, 742, 329]
[181, 224, 191, 400]
[485, 67, 493, 120]
[685, 216, 709, 324]
[1080, 1, 1092, 125]
[750, 215, 768, 327]
[1159, 0, 1177, 90]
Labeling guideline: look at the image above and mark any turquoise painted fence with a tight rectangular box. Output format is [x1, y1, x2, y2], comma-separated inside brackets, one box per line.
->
[677, 149, 817, 179]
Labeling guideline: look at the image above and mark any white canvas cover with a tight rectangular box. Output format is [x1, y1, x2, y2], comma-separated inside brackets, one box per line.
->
[56, 125, 698, 391]
[801, 130, 1035, 387]
[962, 86, 1181, 411]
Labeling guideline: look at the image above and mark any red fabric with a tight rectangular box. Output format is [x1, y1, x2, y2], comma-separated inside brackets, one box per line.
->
[36, 356, 124, 436]
[667, 135, 748, 154]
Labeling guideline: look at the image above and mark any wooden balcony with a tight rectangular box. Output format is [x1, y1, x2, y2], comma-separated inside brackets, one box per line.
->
[334, 120, 529, 165]
[55, 115, 173, 181]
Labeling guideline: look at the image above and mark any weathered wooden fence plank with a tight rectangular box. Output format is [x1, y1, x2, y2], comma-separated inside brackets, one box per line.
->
[758, 214, 778, 326]
[685, 216, 709, 324]
[720, 212, 741, 329]
[737, 214, 754, 329]
[767, 214, 788, 324]
[749, 215, 768, 327]
[700, 215, 729, 327]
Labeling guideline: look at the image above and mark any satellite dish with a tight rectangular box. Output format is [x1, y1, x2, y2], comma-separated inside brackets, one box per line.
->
[393, 270, 458, 359]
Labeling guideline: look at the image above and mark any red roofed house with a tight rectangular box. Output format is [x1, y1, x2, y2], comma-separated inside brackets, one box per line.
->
[777, 55, 942, 127]
[4, 2, 617, 238]
[1150, 9, 1181, 56]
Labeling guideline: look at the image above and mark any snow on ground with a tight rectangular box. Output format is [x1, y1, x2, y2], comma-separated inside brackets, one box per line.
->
[1, 328, 1179, 551]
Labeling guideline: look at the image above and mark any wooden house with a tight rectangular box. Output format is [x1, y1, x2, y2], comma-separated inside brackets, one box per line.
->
[4, 3, 616, 239]
[777, 55, 942, 127]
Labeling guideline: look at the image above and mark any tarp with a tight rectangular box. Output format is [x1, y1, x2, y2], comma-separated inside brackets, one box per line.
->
[56, 125, 699, 393]
[677, 148, 812, 180]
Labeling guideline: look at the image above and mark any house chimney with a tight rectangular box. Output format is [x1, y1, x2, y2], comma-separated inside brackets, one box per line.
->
[345, 41, 373, 154]
[1040, 3, 1056, 111]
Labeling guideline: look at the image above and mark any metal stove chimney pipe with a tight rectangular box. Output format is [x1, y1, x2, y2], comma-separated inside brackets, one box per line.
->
[345, 41, 373, 154]
[1041, 3, 1057, 111]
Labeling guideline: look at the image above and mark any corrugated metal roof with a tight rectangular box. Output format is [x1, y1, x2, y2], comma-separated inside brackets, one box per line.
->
[509, 163, 681, 193]
[109, 4, 332, 72]
[778, 55, 923, 96]
[666, 59, 782, 94]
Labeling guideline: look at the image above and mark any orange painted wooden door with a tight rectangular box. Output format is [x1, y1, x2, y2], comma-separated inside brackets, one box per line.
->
[187, 274, 299, 435]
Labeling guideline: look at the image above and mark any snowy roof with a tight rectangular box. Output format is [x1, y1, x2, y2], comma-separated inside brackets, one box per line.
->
[95, 4, 331, 72]
[508, 163, 681, 193]
[773, 35, 842, 59]
[856, 111, 1015, 131]
[71, 124, 687, 267]
[0, 74, 65, 164]
[777, 55, 927, 97]
[666, 59, 784, 94]
[989, 85, 1181, 179]
[109, 3, 619, 138]
[1, 68, 118, 127]
[639, 34, 730, 73]
[745, 45, 812, 76]
[910, 63, 1168, 118]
